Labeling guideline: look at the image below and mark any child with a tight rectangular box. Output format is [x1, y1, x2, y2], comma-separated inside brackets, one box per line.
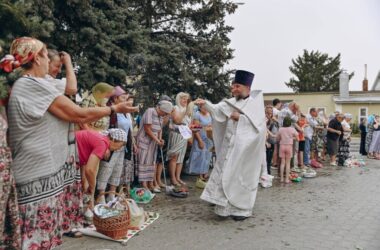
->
[296, 114, 308, 170]
[277, 116, 299, 183]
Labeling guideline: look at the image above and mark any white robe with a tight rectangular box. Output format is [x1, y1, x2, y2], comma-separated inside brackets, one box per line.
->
[200, 90, 266, 216]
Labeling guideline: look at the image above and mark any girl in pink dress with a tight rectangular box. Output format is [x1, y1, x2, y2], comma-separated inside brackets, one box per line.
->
[277, 116, 299, 183]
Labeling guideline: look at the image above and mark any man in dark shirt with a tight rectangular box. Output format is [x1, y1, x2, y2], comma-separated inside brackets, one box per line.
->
[326, 113, 344, 166]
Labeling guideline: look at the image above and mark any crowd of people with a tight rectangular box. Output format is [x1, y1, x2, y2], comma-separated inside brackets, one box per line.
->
[264, 98, 380, 184]
[0, 37, 217, 249]
[0, 36, 379, 250]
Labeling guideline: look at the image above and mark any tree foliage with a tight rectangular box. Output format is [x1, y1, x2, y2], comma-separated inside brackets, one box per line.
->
[285, 49, 354, 92]
[0, 0, 238, 104]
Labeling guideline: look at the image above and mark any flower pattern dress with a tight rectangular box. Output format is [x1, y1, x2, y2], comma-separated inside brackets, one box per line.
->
[0, 114, 21, 250]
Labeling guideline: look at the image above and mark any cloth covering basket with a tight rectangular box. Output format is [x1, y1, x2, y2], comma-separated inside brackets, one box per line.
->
[93, 191, 131, 240]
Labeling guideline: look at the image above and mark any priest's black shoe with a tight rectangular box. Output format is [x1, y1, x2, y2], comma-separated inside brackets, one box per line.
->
[231, 216, 248, 221]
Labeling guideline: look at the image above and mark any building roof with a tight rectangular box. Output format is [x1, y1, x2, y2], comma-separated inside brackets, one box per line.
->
[333, 95, 380, 104]
[371, 70, 380, 91]
[263, 90, 380, 96]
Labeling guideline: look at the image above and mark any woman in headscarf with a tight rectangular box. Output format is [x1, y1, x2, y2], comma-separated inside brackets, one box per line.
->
[79, 82, 115, 131]
[368, 115, 380, 160]
[96, 86, 131, 204]
[366, 115, 376, 159]
[337, 113, 352, 166]
[119, 94, 137, 193]
[75, 128, 128, 218]
[1, 37, 138, 249]
[166, 92, 191, 186]
[137, 100, 173, 190]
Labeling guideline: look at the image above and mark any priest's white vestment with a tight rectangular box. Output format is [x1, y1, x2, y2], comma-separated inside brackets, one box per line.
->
[200, 90, 266, 216]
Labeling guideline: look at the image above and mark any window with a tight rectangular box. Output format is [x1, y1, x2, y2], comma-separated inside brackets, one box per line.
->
[359, 107, 368, 122]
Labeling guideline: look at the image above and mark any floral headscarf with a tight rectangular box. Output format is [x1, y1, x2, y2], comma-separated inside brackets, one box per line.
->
[0, 37, 44, 73]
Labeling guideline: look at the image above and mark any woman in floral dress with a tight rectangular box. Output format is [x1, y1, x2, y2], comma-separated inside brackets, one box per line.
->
[0, 109, 21, 250]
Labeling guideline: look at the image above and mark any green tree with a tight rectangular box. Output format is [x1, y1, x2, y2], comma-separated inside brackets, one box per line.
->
[0, 0, 54, 98]
[1, 0, 237, 104]
[285, 49, 354, 92]
[128, 0, 237, 103]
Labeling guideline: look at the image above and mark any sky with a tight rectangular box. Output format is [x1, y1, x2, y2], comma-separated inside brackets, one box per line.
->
[225, 0, 380, 93]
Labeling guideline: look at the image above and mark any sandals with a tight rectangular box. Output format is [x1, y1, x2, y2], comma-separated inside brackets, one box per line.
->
[63, 230, 83, 238]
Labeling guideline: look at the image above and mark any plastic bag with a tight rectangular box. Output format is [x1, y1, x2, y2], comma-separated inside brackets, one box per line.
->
[126, 199, 145, 229]
[310, 159, 323, 168]
[130, 188, 154, 204]
[260, 174, 274, 188]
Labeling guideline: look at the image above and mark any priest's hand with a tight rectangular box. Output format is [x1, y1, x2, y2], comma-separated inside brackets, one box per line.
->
[230, 111, 240, 121]
[194, 98, 206, 105]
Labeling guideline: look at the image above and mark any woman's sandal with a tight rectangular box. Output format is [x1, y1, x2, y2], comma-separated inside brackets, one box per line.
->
[63, 230, 83, 238]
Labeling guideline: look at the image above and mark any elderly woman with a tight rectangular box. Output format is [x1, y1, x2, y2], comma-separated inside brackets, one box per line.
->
[97, 86, 131, 204]
[166, 92, 192, 186]
[3, 37, 138, 249]
[311, 111, 327, 162]
[75, 128, 127, 218]
[366, 115, 376, 159]
[137, 100, 173, 190]
[119, 93, 136, 193]
[47, 49, 77, 96]
[368, 115, 380, 160]
[46, 49, 82, 237]
[337, 113, 352, 166]
[79, 82, 115, 131]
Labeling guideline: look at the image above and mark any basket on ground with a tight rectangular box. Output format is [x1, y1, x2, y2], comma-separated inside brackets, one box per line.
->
[93, 191, 130, 240]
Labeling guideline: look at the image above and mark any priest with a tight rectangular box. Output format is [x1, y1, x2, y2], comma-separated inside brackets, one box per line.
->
[195, 70, 266, 221]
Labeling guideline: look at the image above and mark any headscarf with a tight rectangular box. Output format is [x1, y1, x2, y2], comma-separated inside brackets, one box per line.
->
[158, 100, 174, 114]
[112, 86, 127, 97]
[367, 114, 375, 125]
[103, 128, 128, 142]
[344, 113, 352, 119]
[0, 37, 44, 73]
[91, 82, 114, 104]
[159, 95, 172, 102]
[175, 92, 189, 113]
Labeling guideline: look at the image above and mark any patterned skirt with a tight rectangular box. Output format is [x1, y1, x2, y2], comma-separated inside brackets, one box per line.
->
[137, 141, 158, 182]
[369, 130, 380, 153]
[166, 131, 187, 164]
[0, 147, 21, 250]
[337, 139, 350, 166]
[17, 163, 83, 250]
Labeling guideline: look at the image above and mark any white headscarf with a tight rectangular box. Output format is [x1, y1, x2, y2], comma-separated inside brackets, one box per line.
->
[175, 92, 189, 113]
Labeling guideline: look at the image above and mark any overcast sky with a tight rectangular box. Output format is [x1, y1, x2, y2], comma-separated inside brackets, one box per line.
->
[225, 0, 380, 93]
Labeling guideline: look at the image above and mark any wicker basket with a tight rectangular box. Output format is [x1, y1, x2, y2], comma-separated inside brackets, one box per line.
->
[93, 191, 130, 240]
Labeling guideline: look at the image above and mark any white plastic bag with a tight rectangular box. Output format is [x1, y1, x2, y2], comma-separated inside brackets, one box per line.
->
[127, 199, 145, 229]
[260, 174, 274, 188]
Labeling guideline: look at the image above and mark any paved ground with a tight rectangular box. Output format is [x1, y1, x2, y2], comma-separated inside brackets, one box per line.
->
[59, 152, 380, 250]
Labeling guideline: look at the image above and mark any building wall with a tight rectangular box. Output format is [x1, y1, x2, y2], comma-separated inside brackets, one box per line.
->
[263, 93, 336, 115]
[341, 103, 380, 122]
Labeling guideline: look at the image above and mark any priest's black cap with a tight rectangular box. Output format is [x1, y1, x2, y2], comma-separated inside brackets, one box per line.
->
[234, 70, 255, 87]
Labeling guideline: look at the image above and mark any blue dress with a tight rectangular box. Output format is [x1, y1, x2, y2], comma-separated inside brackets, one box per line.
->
[186, 112, 213, 174]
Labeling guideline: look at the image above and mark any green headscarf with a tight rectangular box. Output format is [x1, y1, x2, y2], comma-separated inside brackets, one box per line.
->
[91, 82, 114, 104]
